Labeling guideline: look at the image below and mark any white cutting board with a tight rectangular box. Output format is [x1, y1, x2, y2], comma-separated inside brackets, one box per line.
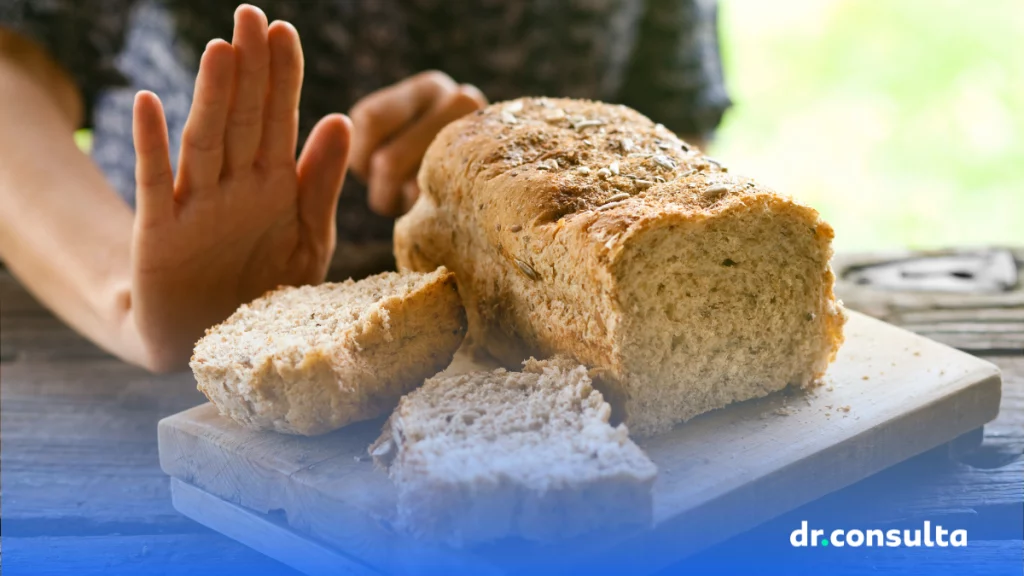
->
[158, 311, 1002, 575]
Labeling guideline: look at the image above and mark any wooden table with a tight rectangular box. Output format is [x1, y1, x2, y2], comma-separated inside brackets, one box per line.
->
[2, 248, 1022, 575]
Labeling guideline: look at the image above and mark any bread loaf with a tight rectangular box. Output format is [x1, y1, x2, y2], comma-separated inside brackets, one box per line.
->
[190, 268, 466, 435]
[395, 98, 845, 437]
[370, 357, 657, 546]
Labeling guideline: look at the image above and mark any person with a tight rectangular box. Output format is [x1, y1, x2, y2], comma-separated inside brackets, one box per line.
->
[0, 0, 730, 372]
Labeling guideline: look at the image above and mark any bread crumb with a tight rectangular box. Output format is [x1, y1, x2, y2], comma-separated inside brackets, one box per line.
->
[773, 406, 794, 416]
[862, 375, 870, 381]
[913, 351, 921, 357]
[838, 405, 851, 413]
[804, 378, 826, 391]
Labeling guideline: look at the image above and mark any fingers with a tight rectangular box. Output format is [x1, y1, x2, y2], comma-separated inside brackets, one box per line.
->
[400, 181, 420, 214]
[259, 20, 303, 167]
[225, 4, 270, 172]
[348, 70, 461, 179]
[178, 39, 235, 190]
[132, 91, 174, 222]
[297, 114, 352, 249]
[367, 85, 485, 216]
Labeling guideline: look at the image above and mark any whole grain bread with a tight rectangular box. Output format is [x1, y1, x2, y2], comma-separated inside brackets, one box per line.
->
[395, 97, 846, 437]
[190, 268, 466, 436]
[370, 357, 657, 546]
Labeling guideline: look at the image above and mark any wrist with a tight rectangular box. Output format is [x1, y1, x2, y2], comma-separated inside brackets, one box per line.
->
[111, 282, 189, 373]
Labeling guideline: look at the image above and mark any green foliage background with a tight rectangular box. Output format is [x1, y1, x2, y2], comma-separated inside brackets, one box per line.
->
[712, 0, 1022, 251]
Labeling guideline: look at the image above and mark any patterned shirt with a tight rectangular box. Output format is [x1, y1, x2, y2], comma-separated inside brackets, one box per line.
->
[2, 0, 731, 243]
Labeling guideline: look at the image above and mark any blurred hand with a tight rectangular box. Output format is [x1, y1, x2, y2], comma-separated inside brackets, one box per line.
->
[349, 71, 487, 216]
[129, 5, 351, 369]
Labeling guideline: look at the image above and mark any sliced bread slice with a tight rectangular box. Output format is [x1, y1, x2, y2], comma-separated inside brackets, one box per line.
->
[190, 267, 466, 436]
[370, 357, 658, 547]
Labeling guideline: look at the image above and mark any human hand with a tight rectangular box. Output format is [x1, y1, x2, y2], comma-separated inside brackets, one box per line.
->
[349, 71, 486, 217]
[130, 5, 351, 370]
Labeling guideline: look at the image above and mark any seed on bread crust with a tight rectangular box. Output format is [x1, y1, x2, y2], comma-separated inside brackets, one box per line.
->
[515, 258, 540, 281]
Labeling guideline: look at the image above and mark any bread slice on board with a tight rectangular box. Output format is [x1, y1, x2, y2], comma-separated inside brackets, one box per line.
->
[395, 97, 846, 437]
[369, 357, 657, 547]
[190, 268, 467, 436]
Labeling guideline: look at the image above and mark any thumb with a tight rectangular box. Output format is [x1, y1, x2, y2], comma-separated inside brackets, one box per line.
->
[297, 113, 352, 249]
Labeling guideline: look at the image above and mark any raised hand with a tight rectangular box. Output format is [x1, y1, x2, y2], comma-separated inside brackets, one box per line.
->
[130, 5, 351, 370]
[349, 71, 487, 216]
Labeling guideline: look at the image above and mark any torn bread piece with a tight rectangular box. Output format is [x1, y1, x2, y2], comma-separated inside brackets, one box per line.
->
[191, 267, 466, 435]
[371, 357, 657, 546]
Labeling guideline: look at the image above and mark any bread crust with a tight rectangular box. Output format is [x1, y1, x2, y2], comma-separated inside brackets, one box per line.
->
[190, 268, 467, 436]
[395, 98, 845, 436]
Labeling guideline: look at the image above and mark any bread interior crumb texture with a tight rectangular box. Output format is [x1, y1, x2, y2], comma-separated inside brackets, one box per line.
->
[384, 358, 656, 545]
[614, 202, 842, 434]
[190, 268, 466, 435]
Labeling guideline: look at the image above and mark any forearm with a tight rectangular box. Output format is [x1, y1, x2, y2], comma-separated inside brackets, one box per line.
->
[0, 45, 154, 369]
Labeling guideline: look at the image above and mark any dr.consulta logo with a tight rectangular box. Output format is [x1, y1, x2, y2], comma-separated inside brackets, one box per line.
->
[791, 521, 968, 548]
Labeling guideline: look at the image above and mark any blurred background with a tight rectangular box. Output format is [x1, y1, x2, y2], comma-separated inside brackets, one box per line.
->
[73, 0, 1021, 253]
[710, 0, 1022, 252]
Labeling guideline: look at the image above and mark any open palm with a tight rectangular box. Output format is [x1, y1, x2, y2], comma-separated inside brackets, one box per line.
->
[130, 5, 351, 370]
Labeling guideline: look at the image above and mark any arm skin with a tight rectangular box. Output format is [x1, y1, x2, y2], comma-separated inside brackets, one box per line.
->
[0, 4, 485, 373]
[0, 6, 354, 372]
[0, 29, 153, 366]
